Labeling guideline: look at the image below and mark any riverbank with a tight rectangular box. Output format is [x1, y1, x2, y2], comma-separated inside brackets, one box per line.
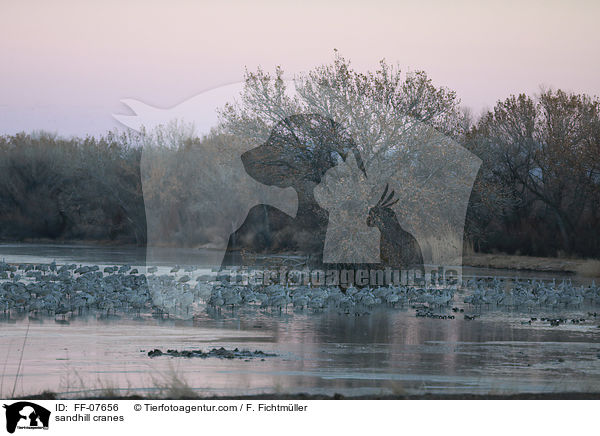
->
[2, 241, 599, 278]
[462, 254, 600, 277]
[19, 391, 600, 400]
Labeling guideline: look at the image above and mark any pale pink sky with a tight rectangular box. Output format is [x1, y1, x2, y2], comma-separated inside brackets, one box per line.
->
[1, 0, 599, 136]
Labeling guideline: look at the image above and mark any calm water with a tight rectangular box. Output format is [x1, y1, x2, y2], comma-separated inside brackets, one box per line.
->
[1, 244, 599, 398]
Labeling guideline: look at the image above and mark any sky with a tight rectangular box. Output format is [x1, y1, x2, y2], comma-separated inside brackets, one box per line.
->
[1, 0, 599, 136]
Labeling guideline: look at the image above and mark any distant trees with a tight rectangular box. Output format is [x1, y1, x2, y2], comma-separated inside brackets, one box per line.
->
[0, 55, 599, 260]
[466, 90, 600, 256]
[221, 57, 600, 259]
[0, 131, 146, 244]
[219, 53, 477, 265]
[140, 128, 272, 248]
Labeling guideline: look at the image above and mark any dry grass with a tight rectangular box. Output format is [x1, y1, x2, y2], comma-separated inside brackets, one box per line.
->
[420, 225, 464, 266]
[149, 367, 198, 399]
[575, 259, 600, 278]
[3, 366, 200, 400]
[463, 253, 600, 277]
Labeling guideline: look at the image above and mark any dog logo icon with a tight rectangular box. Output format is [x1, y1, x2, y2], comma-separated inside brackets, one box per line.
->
[3, 402, 50, 434]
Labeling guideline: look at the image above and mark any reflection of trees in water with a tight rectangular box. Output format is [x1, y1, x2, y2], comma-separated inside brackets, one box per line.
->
[266, 311, 469, 389]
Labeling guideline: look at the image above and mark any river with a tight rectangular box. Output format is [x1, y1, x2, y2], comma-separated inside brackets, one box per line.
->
[1, 244, 599, 398]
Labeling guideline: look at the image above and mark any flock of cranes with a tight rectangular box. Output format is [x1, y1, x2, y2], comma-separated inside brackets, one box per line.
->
[464, 277, 598, 310]
[0, 261, 599, 322]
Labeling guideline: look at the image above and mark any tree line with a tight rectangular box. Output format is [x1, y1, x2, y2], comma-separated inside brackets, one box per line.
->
[0, 56, 598, 258]
[466, 90, 600, 257]
[0, 131, 146, 244]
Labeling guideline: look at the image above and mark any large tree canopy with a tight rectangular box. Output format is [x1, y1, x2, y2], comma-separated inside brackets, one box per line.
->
[217, 53, 479, 267]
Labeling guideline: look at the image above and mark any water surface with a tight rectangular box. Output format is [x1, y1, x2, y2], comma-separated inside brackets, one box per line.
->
[1, 243, 599, 398]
